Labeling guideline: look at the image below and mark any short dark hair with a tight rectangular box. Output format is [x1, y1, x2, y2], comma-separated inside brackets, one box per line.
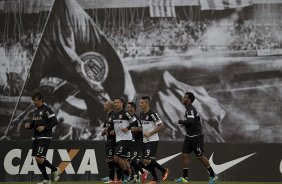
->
[32, 91, 43, 100]
[114, 96, 127, 108]
[114, 96, 125, 103]
[140, 96, 151, 101]
[127, 101, 136, 110]
[185, 92, 195, 103]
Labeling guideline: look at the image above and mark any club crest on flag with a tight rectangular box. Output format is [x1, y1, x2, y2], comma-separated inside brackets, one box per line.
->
[80, 51, 109, 85]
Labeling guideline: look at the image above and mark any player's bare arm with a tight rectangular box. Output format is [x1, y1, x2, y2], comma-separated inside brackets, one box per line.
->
[144, 122, 164, 137]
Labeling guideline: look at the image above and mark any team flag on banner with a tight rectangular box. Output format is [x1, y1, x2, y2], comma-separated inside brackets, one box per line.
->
[149, 0, 176, 17]
[199, 0, 253, 10]
[8, 0, 135, 139]
[23, 0, 130, 100]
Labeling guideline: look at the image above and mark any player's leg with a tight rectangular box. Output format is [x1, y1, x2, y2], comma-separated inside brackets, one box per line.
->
[138, 141, 149, 183]
[194, 135, 217, 184]
[122, 141, 134, 183]
[32, 139, 51, 184]
[145, 141, 169, 181]
[104, 139, 116, 183]
[114, 141, 126, 168]
[39, 140, 60, 182]
[143, 141, 163, 183]
[114, 141, 132, 182]
[197, 155, 217, 184]
[130, 139, 145, 182]
[175, 136, 191, 183]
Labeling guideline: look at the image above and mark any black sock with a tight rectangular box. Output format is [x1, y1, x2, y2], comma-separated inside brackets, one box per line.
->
[138, 160, 148, 171]
[150, 159, 165, 173]
[107, 161, 115, 181]
[147, 161, 159, 181]
[38, 163, 49, 180]
[182, 168, 189, 179]
[207, 166, 215, 177]
[131, 160, 144, 174]
[42, 160, 57, 172]
[115, 162, 123, 180]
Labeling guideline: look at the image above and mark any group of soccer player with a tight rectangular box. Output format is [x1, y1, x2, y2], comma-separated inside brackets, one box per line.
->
[101, 93, 218, 184]
[25, 91, 218, 184]
[101, 96, 170, 184]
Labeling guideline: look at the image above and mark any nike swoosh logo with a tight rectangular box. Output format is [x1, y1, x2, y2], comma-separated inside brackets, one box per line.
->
[157, 152, 181, 165]
[209, 152, 256, 174]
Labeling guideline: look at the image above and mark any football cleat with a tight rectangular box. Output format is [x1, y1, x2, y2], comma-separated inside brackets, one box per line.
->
[52, 167, 61, 182]
[208, 175, 218, 184]
[133, 174, 140, 183]
[122, 175, 132, 184]
[101, 176, 110, 183]
[147, 180, 160, 184]
[175, 177, 188, 183]
[37, 180, 51, 184]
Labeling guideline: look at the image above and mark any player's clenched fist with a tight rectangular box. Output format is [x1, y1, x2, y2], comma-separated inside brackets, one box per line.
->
[24, 122, 31, 129]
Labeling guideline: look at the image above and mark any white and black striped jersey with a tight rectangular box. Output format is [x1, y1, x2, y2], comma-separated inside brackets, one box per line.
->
[112, 109, 137, 142]
[29, 104, 58, 139]
[140, 109, 162, 143]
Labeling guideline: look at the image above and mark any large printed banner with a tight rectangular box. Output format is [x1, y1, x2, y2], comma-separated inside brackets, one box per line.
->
[1, 0, 282, 145]
[1, 141, 282, 182]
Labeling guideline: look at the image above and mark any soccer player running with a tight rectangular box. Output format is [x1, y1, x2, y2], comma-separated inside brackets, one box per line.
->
[24, 91, 60, 184]
[126, 102, 148, 183]
[139, 96, 170, 184]
[101, 100, 116, 183]
[112, 97, 139, 183]
[175, 92, 217, 184]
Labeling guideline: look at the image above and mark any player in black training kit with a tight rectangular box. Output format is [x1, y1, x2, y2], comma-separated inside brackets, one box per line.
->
[175, 92, 217, 184]
[24, 91, 60, 184]
[139, 96, 170, 184]
[101, 100, 116, 183]
[126, 102, 148, 183]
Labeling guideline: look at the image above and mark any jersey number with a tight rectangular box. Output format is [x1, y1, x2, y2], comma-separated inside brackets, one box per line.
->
[108, 149, 113, 156]
[37, 147, 44, 154]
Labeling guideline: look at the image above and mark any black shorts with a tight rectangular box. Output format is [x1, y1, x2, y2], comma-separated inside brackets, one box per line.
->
[32, 139, 51, 158]
[132, 137, 143, 160]
[143, 141, 158, 160]
[115, 140, 132, 158]
[182, 134, 204, 156]
[106, 139, 116, 159]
